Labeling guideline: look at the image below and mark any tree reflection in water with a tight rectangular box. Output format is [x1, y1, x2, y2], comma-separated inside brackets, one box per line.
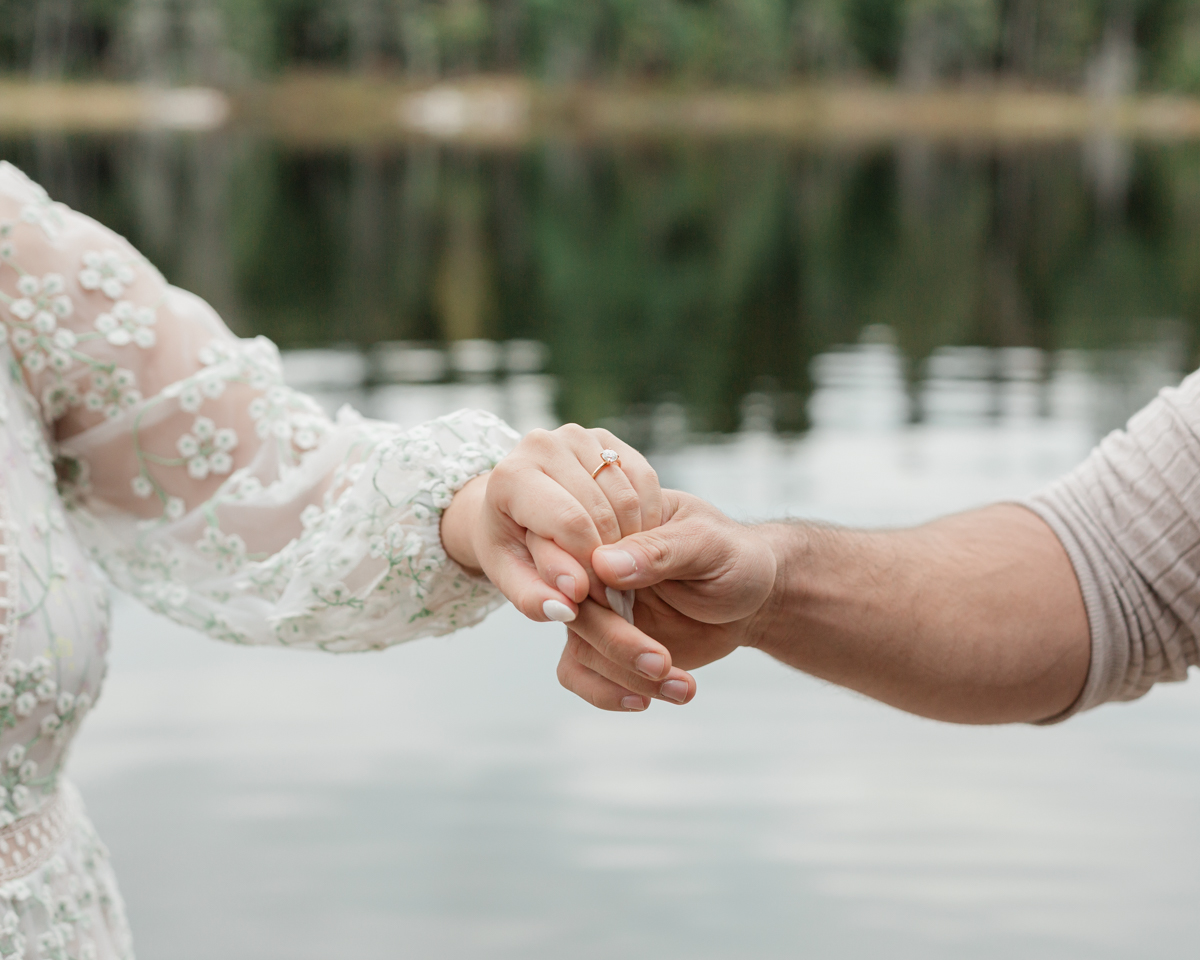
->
[1, 132, 1193, 447]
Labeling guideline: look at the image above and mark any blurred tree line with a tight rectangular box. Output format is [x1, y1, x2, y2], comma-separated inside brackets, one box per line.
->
[4, 132, 1196, 434]
[5, 0, 1200, 93]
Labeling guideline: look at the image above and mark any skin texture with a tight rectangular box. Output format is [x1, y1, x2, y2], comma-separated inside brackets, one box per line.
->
[560, 491, 1091, 725]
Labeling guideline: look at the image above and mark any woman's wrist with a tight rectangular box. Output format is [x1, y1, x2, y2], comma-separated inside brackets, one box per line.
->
[439, 472, 489, 575]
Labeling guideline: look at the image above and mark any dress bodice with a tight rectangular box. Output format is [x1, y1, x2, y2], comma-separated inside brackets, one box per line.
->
[0, 370, 105, 830]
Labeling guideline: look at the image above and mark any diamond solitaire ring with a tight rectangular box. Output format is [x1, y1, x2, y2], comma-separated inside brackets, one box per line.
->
[591, 449, 621, 479]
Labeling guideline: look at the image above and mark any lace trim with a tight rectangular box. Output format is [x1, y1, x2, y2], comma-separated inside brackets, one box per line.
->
[0, 791, 68, 883]
[0, 487, 16, 668]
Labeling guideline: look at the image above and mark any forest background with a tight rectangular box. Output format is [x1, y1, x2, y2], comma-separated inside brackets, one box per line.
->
[0, 0, 1196, 97]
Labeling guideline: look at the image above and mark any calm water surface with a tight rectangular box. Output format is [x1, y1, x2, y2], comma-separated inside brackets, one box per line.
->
[6, 132, 1200, 957]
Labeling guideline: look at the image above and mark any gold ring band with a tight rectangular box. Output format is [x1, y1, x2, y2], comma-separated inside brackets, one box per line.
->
[592, 449, 621, 479]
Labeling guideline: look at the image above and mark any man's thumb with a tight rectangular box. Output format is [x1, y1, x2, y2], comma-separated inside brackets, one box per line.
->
[593, 534, 677, 589]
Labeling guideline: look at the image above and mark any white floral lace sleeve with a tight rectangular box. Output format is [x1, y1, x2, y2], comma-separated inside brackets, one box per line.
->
[0, 161, 519, 650]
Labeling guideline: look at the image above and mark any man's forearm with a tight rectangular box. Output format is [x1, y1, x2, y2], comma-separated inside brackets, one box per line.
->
[748, 505, 1091, 724]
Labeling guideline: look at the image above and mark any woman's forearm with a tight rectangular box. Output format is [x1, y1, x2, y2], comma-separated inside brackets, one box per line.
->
[750, 504, 1091, 724]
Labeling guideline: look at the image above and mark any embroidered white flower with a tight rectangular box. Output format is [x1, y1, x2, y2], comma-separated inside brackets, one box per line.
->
[41, 381, 80, 421]
[130, 475, 153, 498]
[10, 785, 32, 813]
[5, 746, 24, 770]
[5, 274, 75, 375]
[13, 692, 36, 718]
[94, 300, 156, 348]
[83, 368, 141, 420]
[369, 523, 424, 562]
[8, 273, 72, 328]
[176, 416, 238, 479]
[78, 249, 136, 299]
[197, 526, 247, 573]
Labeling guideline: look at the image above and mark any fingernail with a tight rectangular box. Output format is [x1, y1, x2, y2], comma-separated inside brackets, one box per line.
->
[621, 695, 647, 711]
[660, 680, 688, 703]
[597, 548, 637, 580]
[555, 575, 576, 600]
[604, 586, 635, 625]
[605, 586, 625, 617]
[542, 599, 576, 623]
[635, 652, 666, 679]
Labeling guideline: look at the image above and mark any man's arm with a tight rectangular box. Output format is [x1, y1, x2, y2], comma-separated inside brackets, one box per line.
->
[748, 505, 1089, 724]
[562, 492, 1090, 723]
[568, 365, 1200, 721]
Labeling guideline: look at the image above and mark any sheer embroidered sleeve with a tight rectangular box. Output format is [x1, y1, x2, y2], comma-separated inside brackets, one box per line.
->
[0, 162, 518, 650]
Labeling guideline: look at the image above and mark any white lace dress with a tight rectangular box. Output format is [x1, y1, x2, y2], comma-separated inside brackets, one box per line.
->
[0, 162, 518, 959]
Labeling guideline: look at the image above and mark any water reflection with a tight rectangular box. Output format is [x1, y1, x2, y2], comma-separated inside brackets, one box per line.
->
[3, 133, 1199, 440]
[276, 318, 1184, 524]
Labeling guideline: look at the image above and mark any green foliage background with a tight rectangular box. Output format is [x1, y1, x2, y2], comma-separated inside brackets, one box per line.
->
[6, 0, 1200, 92]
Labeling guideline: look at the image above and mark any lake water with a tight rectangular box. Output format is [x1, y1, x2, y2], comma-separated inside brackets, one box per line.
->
[6, 131, 1200, 957]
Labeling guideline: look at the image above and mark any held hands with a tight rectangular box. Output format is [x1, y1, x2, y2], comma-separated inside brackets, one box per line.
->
[439, 425, 697, 704]
[557, 491, 778, 710]
[441, 429, 778, 713]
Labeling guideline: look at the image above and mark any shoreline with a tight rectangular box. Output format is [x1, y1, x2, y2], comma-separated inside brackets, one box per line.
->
[4, 76, 1200, 145]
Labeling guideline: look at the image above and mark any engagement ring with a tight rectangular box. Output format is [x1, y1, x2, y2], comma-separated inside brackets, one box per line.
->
[592, 449, 621, 479]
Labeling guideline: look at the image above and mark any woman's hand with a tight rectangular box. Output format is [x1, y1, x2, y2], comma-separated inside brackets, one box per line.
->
[442, 424, 659, 611]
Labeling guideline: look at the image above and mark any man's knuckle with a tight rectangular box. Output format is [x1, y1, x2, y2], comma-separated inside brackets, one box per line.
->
[639, 533, 672, 568]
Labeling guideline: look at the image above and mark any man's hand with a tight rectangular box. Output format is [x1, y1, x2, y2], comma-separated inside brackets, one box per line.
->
[555, 490, 777, 710]
[559, 493, 1091, 725]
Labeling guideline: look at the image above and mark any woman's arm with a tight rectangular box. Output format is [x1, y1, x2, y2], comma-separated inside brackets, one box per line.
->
[0, 162, 676, 666]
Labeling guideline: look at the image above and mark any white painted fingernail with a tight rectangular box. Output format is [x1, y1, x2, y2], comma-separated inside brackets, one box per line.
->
[542, 599, 576, 623]
[556, 575, 576, 600]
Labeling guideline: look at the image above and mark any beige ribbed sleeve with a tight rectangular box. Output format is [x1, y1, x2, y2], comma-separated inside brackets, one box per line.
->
[1025, 368, 1200, 721]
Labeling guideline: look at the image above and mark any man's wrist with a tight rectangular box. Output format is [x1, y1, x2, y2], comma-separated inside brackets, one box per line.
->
[742, 520, 821, 654]
[740, 522, 789, 650]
